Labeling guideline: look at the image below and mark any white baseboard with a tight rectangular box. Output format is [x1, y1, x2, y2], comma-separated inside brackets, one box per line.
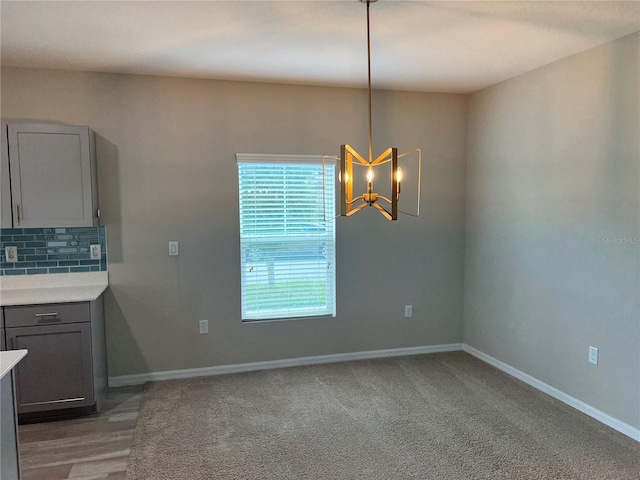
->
[109, 343, 463, 388]
[462, 344, 640, 442]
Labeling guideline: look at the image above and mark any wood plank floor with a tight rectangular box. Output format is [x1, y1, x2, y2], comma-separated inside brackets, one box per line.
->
[18, 385, 144, 480]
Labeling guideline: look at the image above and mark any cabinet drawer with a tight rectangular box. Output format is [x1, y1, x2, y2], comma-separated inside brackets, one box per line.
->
[4, 303, 90, 328]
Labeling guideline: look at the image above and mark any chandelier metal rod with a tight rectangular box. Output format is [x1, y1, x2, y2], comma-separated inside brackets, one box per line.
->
[366, 0, 373, 164]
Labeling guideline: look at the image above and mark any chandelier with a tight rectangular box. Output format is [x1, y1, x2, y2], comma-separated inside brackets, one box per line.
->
[329, 0, 422, 221]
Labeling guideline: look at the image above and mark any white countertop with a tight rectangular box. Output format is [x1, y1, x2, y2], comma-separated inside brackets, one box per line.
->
[0, 350, 27, 379]
[0, 272, 108, 306]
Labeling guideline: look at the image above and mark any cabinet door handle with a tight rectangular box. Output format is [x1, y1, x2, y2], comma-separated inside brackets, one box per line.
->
[15, 204, 21, 224]
[8, 336, 14, 349]
[35, 313, 61, 323]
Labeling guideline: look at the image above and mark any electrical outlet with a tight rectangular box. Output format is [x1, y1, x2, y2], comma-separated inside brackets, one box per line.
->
[169, 241, 179, 256]
[199, 319, 209, 335]
[404, 305, 413, 318]
[90, 244, 101, 260]
[588, 346, 599, 365]
[5, 246, 17, 263]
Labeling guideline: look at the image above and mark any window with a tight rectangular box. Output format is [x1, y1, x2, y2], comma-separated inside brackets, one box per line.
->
[237, 154, 336, 321]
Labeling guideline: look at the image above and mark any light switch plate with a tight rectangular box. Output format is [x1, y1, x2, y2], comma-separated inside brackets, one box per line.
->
[90, 244, 101, 260]
[5, 246, 17, 263]
[169, 241, 179, 256]
[199, 319, 209, 334]
[588, 346, 599, 365]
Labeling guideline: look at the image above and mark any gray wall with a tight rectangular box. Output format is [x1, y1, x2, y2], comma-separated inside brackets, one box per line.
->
[1, 68, 468, 377]
[464, 33, 640, 428]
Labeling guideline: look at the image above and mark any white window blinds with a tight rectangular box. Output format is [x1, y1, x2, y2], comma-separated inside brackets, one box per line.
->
[237, 154, 336, 321]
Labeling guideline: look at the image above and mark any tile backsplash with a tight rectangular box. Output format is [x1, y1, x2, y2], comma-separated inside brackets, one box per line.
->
[0, 227, 107, 276]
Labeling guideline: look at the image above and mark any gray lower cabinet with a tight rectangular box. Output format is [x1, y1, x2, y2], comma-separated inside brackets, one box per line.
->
[4, 297, 107, 419]
[1, 308, 5, 351]
[1, 371, 20, 480]
[8, 323, 94, 413]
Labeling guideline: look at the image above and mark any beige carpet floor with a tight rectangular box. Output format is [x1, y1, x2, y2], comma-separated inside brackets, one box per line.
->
[125, 352, 639, 480]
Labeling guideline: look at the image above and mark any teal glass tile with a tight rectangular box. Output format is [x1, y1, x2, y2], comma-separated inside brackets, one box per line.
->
[5, 269, 26, 275]
[79, 259, 99, 266]
[27, 268, 48, 275]
[59, 260, 79, 266]
[25, 255, 47, 261]
[69, 266, 91, 273]
[49, 267, 70, 274]
[15, 262, 36, 268]
[36, 261, 58, 267]
[0, 226, 107, 276]
[47, 241, 67, 247]
[26, 241, 46, 248]
[13, 235, 34, 241]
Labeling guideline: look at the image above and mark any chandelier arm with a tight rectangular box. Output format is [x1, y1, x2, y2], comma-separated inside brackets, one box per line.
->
[346, 202, 369, 216]
[397, 148, 422, 159]
[377, 195, 393, 205]
[345, 145, 369, 165]
[346, 195, 366, 205]
[373, 202, 393, 220]
[372, 148, 393, 165]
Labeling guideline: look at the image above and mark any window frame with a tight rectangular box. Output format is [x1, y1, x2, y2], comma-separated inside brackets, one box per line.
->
[236, 153, 337, 322]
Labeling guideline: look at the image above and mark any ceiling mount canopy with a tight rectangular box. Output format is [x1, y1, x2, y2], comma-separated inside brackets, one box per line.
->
[332, 0, 422, 221]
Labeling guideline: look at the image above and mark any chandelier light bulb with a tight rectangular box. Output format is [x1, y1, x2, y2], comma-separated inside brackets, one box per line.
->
[366, 168, 374, 183]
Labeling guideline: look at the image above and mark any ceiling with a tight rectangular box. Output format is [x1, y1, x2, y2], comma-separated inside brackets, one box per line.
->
[1, 1, 638, 94]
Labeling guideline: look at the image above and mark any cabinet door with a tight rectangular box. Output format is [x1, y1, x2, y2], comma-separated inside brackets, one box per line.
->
[8, 124, 96, 228]
[7, 323, 94, 413]
[1, 309, 5, 351]
[0, 373, 20, 480]
[1, 123, 12, 228]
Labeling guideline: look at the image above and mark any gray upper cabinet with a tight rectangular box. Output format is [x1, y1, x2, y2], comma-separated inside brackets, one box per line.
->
[1, 123, 12, 228]
[1, 123, 99, 228]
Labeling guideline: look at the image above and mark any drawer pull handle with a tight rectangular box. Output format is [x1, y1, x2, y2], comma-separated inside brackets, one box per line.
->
[35, 312, 61, 322]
